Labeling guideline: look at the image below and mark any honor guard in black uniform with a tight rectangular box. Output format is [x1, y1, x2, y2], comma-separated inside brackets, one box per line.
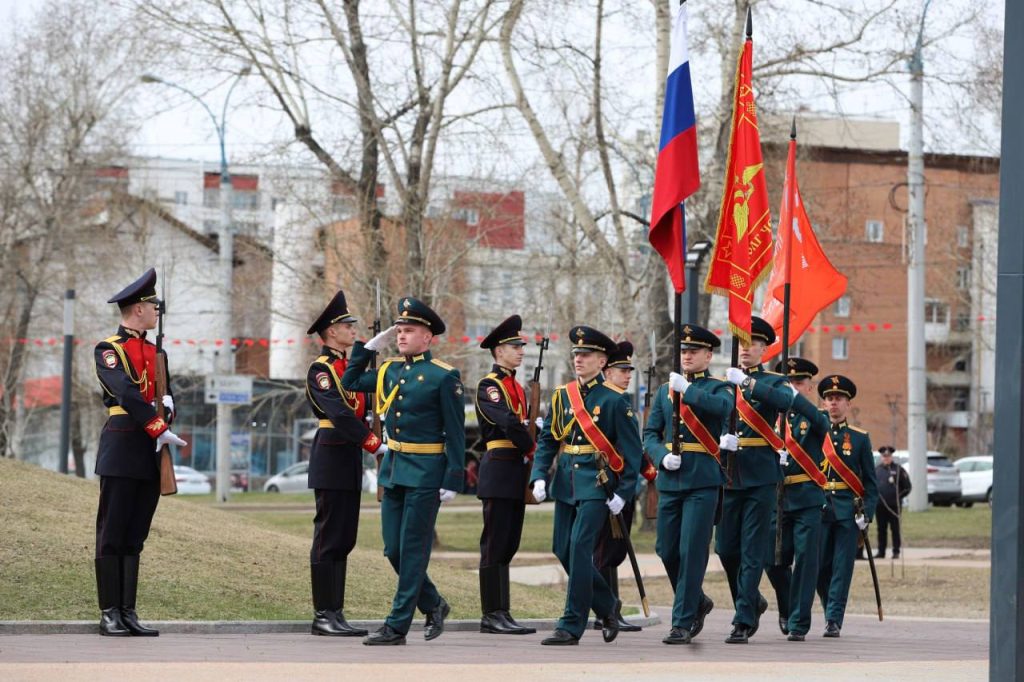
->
[93, 269, 187, 636]
[305, 290, 385, 636]
[474, 315, 537, 635]
[343, 297, 466, 646]
[591, 341, 642, 633]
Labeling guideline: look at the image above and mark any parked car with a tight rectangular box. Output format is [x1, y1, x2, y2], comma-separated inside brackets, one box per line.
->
[954, 455, 993, 507]
[263, 461, 309, 493]
[263, 460, 379, 494]
[884, 450, 962, 507]
[173, 465, 212, 495]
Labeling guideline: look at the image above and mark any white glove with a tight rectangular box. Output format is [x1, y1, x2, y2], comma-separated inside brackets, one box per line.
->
[725, 367, 746, 386]
[439, 488, 457, 503]
[606, 494, 625, 515]
[719, 433, 739, 452]
[669, 371, 689, 393]
[531, 479, 547, 503]
[367, 442, 387, 456]
[778, 449, 789, 466]
[789, 383, 799, 396]
[662, 453, 682, 471]
[161, 394, 175, 415]
[855, 514, 868, 531]
[535, 417, 544, 430]
[155, 429, 187, 451]
[364, 325, 398, 351]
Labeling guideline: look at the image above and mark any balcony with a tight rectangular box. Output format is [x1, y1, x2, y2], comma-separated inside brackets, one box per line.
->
[927, 371, 971, 388]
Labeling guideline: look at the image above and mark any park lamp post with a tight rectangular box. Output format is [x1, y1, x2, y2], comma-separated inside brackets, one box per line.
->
[684, 240, 713, 322]
[141, 66, 250, 502]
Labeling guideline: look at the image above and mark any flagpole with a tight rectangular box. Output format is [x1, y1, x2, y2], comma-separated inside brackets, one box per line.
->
[672, 211, 684, 465]
[775, 117, 798, 563]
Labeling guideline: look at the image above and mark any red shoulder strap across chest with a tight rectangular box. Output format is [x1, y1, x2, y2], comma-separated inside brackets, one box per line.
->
[120, 337, 156, 402]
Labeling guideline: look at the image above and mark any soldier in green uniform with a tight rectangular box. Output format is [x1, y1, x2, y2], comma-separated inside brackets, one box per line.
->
[762, 358, 829, 642]
[815, 374, 879, 638]
[529, 326, 643, 646]
[717, 316, 794, 644]
[644, 324, 733, 644]
[342, 297, 466, 646]
[591, 341, 642, 633]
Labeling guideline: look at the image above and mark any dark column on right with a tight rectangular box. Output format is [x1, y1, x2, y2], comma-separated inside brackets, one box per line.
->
[990, 2, 1024, 679]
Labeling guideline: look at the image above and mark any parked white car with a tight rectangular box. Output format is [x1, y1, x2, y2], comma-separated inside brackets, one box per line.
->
[173, 465, 212, 495]
[882, 450, 962, 506]
[263, 460, 379, 494]
[263, 461, 309, 493]
[954, 455, 993, 507]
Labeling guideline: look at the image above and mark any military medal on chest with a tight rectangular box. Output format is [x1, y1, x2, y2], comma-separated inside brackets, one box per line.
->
[842, 432, 852, 456]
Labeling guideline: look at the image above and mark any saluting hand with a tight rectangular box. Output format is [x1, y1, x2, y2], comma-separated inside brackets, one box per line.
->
[365, 325, 398, 351]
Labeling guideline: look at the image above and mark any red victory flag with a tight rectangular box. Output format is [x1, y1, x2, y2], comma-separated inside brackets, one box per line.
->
[761, 127, 847, 362]
[704, 24, 773, 343]
[649, 2, 701, 293]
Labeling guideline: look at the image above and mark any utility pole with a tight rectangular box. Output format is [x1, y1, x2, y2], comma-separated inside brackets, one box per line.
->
[905, 0, 932, 512]
[58, 289, 75, 474]
[142, 66, 250, 502]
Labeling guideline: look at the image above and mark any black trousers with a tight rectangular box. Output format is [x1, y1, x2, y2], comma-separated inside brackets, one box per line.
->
[875, 504, 902, 555]
[311, 488, 361, 563]
[593, 498, 635, 571]
[95, 476, 160, 558]
[479, 498, 526, 567]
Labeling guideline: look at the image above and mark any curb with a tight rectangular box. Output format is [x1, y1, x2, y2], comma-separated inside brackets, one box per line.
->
[0, 614, 662, 636]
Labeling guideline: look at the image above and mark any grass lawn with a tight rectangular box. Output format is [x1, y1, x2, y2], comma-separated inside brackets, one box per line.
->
[0, 459, 566, 621]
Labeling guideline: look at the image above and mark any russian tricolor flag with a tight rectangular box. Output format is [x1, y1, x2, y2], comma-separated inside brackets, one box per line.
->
[649, 1, 701, 294]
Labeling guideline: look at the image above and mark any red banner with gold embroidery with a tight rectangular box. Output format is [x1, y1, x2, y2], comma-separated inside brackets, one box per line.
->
[704, 35, 773, 343]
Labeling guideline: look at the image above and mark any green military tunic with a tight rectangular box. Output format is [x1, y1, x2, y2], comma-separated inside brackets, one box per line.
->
[764, 393, 830, 637]
[643, 373, 732, 631]
[715, 365, 792, 629]
[342, 342, 465, 635]
[816, 419, 878, 628]
[530, 377, 642, 639]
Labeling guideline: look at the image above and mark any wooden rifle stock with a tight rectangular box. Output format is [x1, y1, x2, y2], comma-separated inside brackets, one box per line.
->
[154, 351, 177, 496]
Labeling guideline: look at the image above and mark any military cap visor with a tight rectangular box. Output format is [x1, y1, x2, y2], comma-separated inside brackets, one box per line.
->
[481, 314, 526, 349]
[678, 323, 721, 350]
[749, 316, 776, 345]
[606, 341, 635, 369]
[568, 325, 616, 355]
[108, 268, 160, 307]
[307, 290, 358, 335]
[818, 374, 857, 399]
[774, 357, 819, 379]
[879, 446, 896, 455]
[394, 296, 446, 335]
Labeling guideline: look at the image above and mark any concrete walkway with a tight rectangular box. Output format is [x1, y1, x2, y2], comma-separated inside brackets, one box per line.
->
[0, 608, 987, 681]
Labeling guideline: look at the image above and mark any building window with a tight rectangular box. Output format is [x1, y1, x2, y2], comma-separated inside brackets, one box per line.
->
[454, 207, 480, 225]
[925, 299, 949, 325]
[832, 337, 848, 360]
[789, 340, 805, 359]
[232, 191, 260, 211]
[834, 295, 851, 318]
[865, 219, 884, 243]
[203, 187, 220, 208]
[174, 191, 188, 205]
[955, 312, 970, 331]
[956, 266, 971, 290]
[953, 389, 969, 411]
[957, 225, 969, 248]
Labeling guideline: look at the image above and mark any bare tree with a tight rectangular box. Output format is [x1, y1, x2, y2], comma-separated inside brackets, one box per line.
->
[0, 0, 156, 458]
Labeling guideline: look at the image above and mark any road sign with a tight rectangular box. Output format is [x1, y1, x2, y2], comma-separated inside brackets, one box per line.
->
[205, 375, 254, 405]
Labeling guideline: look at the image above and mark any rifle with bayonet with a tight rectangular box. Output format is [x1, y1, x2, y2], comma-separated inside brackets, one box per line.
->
[596, 461, 650, 618]
[642, 331, 659, 520]
[524, 332, 549, 504]
[153, 286, 177, 496]
[370, 279, 384, 502]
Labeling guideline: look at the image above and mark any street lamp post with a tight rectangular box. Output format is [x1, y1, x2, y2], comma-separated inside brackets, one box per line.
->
[142, 68, 249, 502]
[684, 241, 713, 322]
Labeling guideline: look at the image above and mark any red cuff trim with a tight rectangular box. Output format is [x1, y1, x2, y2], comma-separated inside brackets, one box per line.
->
[641, 462, 658, 482]
[145, 417, 169, 438]
[362, 433, 382, 452]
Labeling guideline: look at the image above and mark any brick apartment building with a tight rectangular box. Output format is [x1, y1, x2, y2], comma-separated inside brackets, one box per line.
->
[754, 120, 1000, 455]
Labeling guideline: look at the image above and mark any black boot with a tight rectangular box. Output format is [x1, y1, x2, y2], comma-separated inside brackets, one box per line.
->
[120, 556, 158, 636]
[480, 565, 517, 634]
[95, 557, 129, 637]
[495, 564, 534, 634]
[311, 562, 350, 636]
[331, 560, 367, 636]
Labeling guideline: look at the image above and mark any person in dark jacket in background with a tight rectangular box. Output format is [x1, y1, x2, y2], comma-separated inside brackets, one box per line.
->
[874, 445, 911, 559]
